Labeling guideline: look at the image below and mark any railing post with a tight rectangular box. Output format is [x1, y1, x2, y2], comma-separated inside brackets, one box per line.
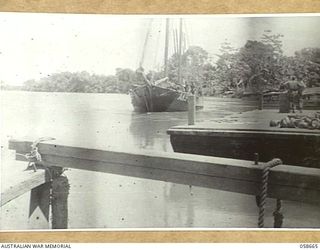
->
[188, 95, 195, 125]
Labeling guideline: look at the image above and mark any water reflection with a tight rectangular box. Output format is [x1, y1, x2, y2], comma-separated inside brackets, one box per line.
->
[129, 112, 184, 152]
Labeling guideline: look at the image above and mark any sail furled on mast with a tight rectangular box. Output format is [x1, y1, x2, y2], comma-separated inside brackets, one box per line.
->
[139, 19, 166, 72]
[139, 19, 153, 68]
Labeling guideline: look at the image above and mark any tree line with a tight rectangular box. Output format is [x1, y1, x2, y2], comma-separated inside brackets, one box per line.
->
[3, 31, 320, 96]
[20, 69, 138, 93]
[162, 30, 320, 96]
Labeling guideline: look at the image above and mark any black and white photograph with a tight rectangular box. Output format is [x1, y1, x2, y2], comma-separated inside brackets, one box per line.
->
[0, 13, 320, 230]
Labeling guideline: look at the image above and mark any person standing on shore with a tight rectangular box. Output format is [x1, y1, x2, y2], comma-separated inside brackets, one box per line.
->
[282, 76, 306, 113]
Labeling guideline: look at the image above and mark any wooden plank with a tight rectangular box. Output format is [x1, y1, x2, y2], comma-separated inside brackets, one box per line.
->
[1, 168, 47, 207]
[167, 127, 320, 136]
[8, 139, 320, 205]
[9, 139, 320, 185]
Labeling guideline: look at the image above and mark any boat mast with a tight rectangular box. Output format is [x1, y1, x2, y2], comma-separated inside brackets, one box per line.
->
[164, 18, 170, 77]
[178, 18, 183, 86]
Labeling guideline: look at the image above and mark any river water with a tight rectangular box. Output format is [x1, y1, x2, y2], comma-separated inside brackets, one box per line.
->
[1, 91, 319, 229]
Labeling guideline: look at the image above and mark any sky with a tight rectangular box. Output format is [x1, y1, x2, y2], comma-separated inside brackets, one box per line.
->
[0, 13, 319, 85]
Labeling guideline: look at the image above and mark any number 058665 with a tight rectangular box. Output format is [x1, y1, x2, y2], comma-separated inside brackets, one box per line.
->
[300, 244, 318, 248]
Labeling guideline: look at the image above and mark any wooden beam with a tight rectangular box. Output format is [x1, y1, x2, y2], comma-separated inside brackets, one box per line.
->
[1, 167, 47, 207]
[8, 139, 320, 205]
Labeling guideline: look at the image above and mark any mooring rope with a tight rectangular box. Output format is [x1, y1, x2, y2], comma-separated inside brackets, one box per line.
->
[258, 158, 282, 228]
[273, 198, 284, 228]
[16, 137, 55, 172]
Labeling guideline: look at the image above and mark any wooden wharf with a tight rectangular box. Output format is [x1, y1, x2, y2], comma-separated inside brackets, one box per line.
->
[1, 137, 320, 229]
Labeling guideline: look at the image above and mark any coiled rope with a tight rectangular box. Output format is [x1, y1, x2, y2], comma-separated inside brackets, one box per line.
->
[258, 158, 283, 228]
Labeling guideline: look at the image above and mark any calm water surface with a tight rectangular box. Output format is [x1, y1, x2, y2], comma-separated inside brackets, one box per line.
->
[1, 91, 319, 229]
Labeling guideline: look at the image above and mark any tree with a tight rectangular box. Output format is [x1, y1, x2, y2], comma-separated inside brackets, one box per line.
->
[293, 48, 320, 87]
[295, 48, 320, 65]
[238, 39, 285, 92]
[214, 31, 288, 95]
[215, 41, 251, 94]
[115, 68, 140, 93]
[260, 30, 284, 57]
[22, 71, 126, 93]
[167, 45, 215, 93]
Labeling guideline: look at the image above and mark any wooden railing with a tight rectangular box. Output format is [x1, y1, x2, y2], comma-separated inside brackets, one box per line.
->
[2, 138, 320, 229]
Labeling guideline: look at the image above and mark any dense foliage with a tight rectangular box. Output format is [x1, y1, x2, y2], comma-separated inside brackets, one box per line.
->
[163, 33, 320, 96]
[21, 69, 140, 93]
[4, 31, 319, 96]
[210, 31, 320, 96]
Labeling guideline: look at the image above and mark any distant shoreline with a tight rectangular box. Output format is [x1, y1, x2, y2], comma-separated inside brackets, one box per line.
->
[0, 89, 243, 99]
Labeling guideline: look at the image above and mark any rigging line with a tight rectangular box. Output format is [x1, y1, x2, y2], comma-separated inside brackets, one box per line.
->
[175, 28, 179, 56]
[164, 18, 170, 77]
[140, 19, 153, 68]
[173, 28, 177, 55]
[181, 20, 186, 53]
[153, 20, 162, 71]
[169, 20, 175, 58]
[183, 32, 187, 54]
[185, 19, 193, 48]
[178, 18, 183, 86]
[183, 19, 190, 50]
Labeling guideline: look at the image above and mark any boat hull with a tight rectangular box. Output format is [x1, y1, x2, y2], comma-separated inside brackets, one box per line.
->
[168, 127, 320, 168]
[130, 85, 203, 112]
